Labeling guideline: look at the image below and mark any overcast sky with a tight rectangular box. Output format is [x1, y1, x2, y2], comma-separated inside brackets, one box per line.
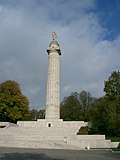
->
[0, 0, 120, 110]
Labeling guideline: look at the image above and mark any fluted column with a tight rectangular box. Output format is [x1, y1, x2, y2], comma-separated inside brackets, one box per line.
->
[45, 32, 61, 119]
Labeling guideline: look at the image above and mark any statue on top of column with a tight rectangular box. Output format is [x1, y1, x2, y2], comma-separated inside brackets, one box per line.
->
[52, 32, 57, 41]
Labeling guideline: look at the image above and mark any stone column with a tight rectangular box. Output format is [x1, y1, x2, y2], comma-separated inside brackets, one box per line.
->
[45, 32, 61, 119]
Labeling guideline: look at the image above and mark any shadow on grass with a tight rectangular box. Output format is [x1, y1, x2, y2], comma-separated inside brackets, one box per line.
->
[0, 153, 64, 160]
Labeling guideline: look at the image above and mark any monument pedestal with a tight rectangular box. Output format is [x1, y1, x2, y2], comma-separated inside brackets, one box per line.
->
[17, 120, 88, 135]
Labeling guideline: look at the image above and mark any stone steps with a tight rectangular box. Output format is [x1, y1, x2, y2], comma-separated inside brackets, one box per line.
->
[0, 121, 115, 149]
[0, 138, 80, 150]
[0, 127, 78, 137]
[0, 131, 75, 137]
[0, 125, 81, 149]
[68, 139, 112, 149]
[0, 135, 68, 141]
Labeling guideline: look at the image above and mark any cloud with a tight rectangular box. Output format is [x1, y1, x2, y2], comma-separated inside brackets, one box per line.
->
[0, 0, 120, 109]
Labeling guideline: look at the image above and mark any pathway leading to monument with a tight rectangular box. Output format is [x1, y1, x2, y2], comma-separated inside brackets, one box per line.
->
[0, 148, 120, 160]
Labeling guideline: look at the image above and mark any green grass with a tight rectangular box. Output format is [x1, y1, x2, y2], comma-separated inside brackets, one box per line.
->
[111, 148, 120, 152]
[107, 137, 120, 142]
[77, 126, 88, 135]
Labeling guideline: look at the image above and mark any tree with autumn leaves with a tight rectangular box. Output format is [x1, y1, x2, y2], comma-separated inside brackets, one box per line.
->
[0, 80, 29, 123]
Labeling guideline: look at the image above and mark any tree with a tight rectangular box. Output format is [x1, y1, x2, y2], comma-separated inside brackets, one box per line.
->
[104, 71, 120, 100]
[88, 98, 108, 134]
[0, 80, 29, 123]
[29, 109, 39, 120]
[88, 71, 120, 136]
[106, 98, 120, 136]
[29, 109, 45, 120]
[60, 91, 97, 121]
[78, 91, 97, 120]
[88, 97, 120, 136]
[39, 109, 45, 119]
[60, 94, 83, 121]
[79, 91, 94, 107]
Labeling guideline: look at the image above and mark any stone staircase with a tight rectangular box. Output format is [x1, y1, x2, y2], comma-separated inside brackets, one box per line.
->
[0, 121, 118, 149]
[0, 124, 81, 149]
[0, 120, 87, 149]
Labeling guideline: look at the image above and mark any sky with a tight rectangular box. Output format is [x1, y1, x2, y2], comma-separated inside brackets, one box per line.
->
[0, 0, 120, 110]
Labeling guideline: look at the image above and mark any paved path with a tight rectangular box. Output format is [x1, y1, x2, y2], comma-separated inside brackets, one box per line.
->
[0, 147, 120, 160]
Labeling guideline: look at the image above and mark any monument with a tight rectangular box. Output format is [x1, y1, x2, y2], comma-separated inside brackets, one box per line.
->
[0, 33, 118, 149]
[45, 32, 61, 119]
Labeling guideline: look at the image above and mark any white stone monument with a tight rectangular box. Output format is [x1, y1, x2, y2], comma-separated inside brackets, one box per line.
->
[45, 32, 61, 119]
[0, 33, 115, 150]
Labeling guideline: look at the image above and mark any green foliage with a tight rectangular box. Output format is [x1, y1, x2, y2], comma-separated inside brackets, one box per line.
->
[88, 71, 120, 137]
[104, 71, 120, 100]
[79, 90, 97, 108]
[111, 148, 120, 151]
[60, 91, 96, 121]
[60, 71, 120, 137]
[78, 91, 97, 121]
[88, 97, 120, 136]
[29, 109, 39, 120]
[39, 109, 45, 119]
[88, 98, 108, 134]
[60, 94, 83, 121]
[0, 80, 29, 123]
[107, 137, 120, 142]
[29, 109, 45, 120]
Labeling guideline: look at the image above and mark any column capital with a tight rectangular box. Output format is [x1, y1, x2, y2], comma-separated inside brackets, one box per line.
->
[46, 32, 61, 55]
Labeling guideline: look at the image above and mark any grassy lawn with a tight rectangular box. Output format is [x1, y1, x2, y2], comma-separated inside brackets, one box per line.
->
[111, 148, 120, 152]
[77, 126, 88, 135]
[107, 137, 120, 142]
